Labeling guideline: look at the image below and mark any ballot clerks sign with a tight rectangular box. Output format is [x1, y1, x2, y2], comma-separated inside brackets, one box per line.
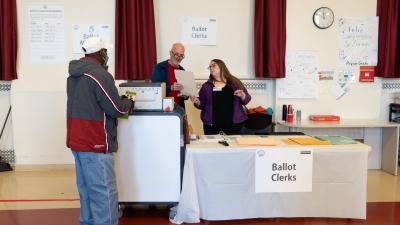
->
[181, 17, 217, 45]
[255, 148, 313, 193]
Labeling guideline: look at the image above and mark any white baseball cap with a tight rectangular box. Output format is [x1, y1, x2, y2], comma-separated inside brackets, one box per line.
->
[82, 37, 113, 54]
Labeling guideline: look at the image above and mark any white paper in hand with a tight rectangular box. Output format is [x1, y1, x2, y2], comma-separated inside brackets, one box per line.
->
[174, 70, 197, 96]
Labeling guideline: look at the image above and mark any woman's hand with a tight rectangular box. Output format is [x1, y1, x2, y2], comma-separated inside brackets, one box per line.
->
[190, 95, 201, 106]
[234, 89, 246, 100]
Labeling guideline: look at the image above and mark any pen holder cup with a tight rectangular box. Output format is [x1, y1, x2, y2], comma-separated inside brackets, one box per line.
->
[287, 114, 294, 123]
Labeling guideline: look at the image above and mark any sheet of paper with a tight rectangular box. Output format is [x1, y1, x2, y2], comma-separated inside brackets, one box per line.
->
[338, 17, 378, 66]
[72, 24, 112, 53]
[174, 70, 197, 96]
[276, 50, 319, 99]
[331, 83, 349, 100]
[236, 137, 277, 146]
[181, 17, 217, 46]
[28, 4, 66, 64]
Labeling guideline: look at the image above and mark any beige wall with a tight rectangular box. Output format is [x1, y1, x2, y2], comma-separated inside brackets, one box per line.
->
[154, 0, 255, 78]
[12, 0, 116, 164]
[14, 0, 116, 91]
[10, 0, 382, 164]
[278, 0, 381, 121]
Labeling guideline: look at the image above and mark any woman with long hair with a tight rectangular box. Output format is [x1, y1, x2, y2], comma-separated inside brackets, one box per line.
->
[190, 59, 251, 134]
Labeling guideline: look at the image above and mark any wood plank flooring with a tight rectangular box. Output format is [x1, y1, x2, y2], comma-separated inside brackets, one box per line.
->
[0, 169, 399, 225]
[1, 202, 400, 225]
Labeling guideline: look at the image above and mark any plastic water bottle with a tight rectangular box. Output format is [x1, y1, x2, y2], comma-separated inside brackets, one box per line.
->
[296, 110, 301, 122]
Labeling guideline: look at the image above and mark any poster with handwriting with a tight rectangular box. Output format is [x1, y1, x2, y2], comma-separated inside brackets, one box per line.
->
[338, 17, 378, 66]
[72, 24, 111, 54]
[277, 51, 319, 99]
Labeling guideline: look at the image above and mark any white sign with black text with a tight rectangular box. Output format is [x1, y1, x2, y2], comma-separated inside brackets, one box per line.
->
[28, 4, 66, 64]
[181, 17, 217, 45]
[72, 24, 112, 54]
[255, 148, 313, 193]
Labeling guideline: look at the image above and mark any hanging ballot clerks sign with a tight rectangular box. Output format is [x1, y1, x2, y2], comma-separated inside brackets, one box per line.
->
[255, 148, 313, 193]
[181, 17, 217, 45]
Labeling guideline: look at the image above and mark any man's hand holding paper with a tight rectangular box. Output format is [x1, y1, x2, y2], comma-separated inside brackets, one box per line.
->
[174, 70, 197, 97]
[171, 82, 183, 91]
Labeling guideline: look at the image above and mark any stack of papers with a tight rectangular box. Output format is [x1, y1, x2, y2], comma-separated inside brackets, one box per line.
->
[284, 137, 331, 145]
[236, 137, 277, 146]
[314, 135, 358, 145]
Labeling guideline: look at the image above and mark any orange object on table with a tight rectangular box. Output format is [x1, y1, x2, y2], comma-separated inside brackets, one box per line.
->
[309, 115, 340, 121]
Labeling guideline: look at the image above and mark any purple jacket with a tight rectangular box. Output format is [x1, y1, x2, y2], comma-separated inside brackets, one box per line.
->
[197, 78, 251, 125]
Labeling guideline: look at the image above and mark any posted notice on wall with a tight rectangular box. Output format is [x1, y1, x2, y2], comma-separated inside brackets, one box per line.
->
[28, 4, 66, 64]
[181, 17, 217, 45]
[255, 148, 313, 193]
[338, 17, 378, 66]
[277, 50, 319, 99]
[72, 24, 112, 54]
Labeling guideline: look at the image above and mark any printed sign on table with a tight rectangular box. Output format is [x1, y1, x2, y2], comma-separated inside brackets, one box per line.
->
[255, 148, 313, 193]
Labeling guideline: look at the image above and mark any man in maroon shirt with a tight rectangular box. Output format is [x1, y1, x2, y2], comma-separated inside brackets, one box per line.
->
[151, 43, 188, 108]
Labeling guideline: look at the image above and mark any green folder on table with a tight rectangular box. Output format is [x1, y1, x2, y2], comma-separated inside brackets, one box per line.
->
[313, 135, 358, 145]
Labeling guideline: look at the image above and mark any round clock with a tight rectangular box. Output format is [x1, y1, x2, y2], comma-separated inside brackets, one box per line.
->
[313, 7, 334, 29]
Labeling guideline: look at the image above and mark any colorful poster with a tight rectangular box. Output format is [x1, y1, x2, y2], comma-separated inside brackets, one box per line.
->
[318, 70, 334, 81]
[359, 66, 375, 82]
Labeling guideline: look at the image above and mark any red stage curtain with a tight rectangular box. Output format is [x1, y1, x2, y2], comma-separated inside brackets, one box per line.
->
[376, 0, 400, 78]
[254, 0, 286, 78]
[0, 0, 18, 80]
[115, 0, 156, 80]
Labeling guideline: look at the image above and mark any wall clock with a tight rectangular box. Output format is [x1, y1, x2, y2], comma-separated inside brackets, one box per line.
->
[313, 7, 334, 29]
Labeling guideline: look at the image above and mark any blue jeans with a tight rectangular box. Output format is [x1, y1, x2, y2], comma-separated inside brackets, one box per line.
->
[72, 151, 118, 225]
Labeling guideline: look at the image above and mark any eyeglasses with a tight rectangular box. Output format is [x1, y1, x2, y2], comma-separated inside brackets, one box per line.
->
[170, 51, 185, 59]
[218, 131, 229, 146]
[207, 63, 218, 70]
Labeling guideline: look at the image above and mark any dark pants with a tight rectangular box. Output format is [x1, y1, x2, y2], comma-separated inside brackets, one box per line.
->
[203, 123, 244, 135]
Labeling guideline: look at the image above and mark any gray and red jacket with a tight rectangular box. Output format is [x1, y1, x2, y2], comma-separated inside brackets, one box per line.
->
[67, 59, 133, 153]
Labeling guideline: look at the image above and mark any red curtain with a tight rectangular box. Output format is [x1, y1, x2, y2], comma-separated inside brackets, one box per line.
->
[376, 0, 400, 78]
[115, 0, 156, 80]
[254, 0, 286, 78]
[0, 0, 18, 80]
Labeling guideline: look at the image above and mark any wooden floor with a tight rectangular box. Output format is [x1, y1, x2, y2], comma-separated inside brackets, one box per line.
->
[1, 202, 400, 225]
[0, 168, 400, 225]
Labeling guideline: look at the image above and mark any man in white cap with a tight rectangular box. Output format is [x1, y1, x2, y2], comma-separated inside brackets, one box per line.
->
[67, 36, 134, 225]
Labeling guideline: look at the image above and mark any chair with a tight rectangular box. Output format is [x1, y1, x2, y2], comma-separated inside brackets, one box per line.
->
[242, 113, 306, 136]
[242, 113, 274, 134]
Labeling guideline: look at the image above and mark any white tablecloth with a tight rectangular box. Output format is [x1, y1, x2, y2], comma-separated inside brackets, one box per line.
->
[172, 141, 370, 223]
